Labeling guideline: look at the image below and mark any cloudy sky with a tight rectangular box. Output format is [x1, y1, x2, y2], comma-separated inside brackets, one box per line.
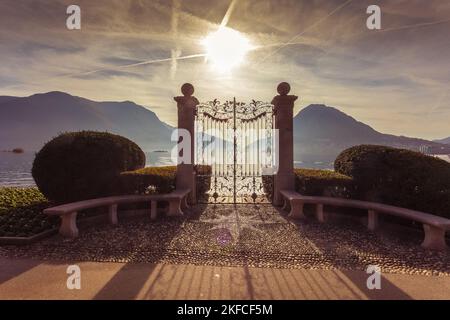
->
[0, 0, 449, 139]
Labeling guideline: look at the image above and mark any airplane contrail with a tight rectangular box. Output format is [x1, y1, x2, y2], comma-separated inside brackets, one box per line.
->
[108, 0, 239, 79]
[221, 0, 239, 28]
[6, 0, 233, 87]
[171, 0, 182, 79]
[253, 0, 354, 66]
[0, 53, 208, 90]
[342, 18, 450, 40]
[60, 53, 206, 78]
[64, 15, 448, 81]
[314, 18, 450, 62]
[252, 5, 449, 69]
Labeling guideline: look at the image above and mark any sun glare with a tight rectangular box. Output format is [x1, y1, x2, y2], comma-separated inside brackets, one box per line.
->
[202, 27, 252, 73]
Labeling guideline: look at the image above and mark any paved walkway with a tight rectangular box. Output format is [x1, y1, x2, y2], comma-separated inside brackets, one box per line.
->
[1, 205, 449, 274]
[1, 258, 449, 299]
[1, 204, 449, 299]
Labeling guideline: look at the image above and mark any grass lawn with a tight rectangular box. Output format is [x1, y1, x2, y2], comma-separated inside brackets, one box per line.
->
[0, 187, 57, 238]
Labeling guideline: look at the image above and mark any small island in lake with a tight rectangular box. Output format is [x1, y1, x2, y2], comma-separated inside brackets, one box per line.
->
[1, 148, 25, 154]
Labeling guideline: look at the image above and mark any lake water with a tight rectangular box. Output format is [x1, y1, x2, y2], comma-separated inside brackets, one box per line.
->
[0, 152, 36, 187]
[0, 152, 174, 187]
[3, 150, 448, 188]
[0, 151, 336, 187]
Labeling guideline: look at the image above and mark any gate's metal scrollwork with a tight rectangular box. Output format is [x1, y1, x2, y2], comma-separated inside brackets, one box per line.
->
[195, 98, 275, 204]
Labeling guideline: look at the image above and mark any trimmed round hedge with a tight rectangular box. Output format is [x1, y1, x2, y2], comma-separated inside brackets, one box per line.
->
[334, 145, 450, 218]
[32, 131, 145, 203]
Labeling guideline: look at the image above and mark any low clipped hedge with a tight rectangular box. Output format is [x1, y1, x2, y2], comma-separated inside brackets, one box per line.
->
[32, 131, 145, 203]
[262, 175, 275, 202]
[120, 165, 213, 198]
[334, 145, 450, 219]
[0, 187, 56, 238]
[294, 168, 354, 198]
[120, 166, 177, 195]
[195, 165, 212, 198]
[0, 187, 48, 211]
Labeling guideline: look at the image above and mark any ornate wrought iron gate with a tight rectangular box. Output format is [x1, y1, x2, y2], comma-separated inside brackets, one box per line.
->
[195, 98, 275, 204]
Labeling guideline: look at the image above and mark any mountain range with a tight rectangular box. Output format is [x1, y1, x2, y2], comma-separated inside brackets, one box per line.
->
[433, 137, 450, 145]
[1, 92, 449, 164]
[0, 92, 173, 152]
[293, 104, 450, 162]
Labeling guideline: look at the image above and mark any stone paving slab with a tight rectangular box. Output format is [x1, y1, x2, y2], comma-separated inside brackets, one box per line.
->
[1, 258, 449, 300]
[0, 204, 449, 275]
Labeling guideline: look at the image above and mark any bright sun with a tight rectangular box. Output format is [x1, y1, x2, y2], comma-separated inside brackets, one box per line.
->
[202, 27, 252, 73]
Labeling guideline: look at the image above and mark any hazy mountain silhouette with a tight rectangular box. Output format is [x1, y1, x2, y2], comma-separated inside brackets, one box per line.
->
[294, 104, 450, 163]
[0, 91, 174, 151]
[434, 137, 450, 145]
[1, 94, 448, 164]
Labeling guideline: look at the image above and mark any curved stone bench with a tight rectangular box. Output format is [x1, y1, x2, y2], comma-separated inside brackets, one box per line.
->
[280, 190, 450, 251]
[44, 189, 190, 238]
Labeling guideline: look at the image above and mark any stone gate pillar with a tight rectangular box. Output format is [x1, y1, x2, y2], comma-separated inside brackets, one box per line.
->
[174, 83, 198, 204]
[272, 82, 298, 206]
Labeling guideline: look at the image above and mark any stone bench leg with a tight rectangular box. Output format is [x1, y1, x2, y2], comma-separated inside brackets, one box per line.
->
[288, 200, 305, 219]
[167, 198, 183, 217]
[108, 204, 118, 225]
[367, 210, 379, 231]
[59, 211, 79, 238]
[282, 197, 289, 212]
[181, 195, 189, 211]
[315, 204, 326, 223]
[421, 224, 447, 251]
[150, 200, 158, 220]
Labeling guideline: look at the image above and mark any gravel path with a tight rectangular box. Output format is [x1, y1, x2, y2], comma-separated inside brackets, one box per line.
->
[1, 204, 449, 275]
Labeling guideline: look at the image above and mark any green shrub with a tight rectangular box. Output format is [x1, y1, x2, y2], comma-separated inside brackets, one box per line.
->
[294, 168, 354, 198]
[262, 175, 275, 201]
[334, 145, 450, 218]
[120, 165, 213, 197]
[194, 165, 212, 176]
[0, 187, 48, 212]
[0, 187, 56, 237]
[120, 166, 176, 195]
[195, 165, 212, 199]
[32, 131, 145, 203]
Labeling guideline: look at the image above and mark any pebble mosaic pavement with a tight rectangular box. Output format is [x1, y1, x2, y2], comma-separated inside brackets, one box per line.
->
[1, 204, 449, 275]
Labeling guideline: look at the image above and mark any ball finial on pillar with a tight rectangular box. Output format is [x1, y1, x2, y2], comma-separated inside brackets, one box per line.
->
[181, 83, 195, 97]
[277, 82, 291, 96]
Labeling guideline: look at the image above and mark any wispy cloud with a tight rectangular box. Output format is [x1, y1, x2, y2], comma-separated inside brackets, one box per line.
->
[0, 0, 449, 139]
